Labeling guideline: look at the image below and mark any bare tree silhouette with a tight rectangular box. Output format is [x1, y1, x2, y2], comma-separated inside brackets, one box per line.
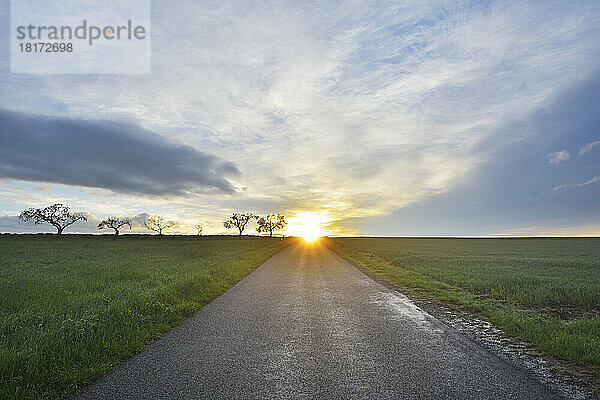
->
[98, 216, 132, 236]
[256, 214, 287, 237]
[223, 213, 256, 236]
[144, 215, 176, 235]
[19, 203, 87, 235]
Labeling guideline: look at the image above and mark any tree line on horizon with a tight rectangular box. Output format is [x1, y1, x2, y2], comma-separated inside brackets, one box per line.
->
[18, 203, 287, 237]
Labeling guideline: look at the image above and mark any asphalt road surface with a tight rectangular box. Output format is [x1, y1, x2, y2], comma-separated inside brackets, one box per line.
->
[75, 242, 562, 399]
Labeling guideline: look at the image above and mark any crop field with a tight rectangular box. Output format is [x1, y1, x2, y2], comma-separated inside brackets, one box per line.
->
[0, 235, 287, 400]
[328, 237, 600, 374]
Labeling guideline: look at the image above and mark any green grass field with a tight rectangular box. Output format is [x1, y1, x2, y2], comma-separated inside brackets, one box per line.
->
[0, 234, 286, 400]
[328, 237, 600, 375]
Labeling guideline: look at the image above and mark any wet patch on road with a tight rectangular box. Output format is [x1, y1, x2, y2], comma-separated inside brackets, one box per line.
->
[409, 298, 599, 399]
[370, 291, 444, 333]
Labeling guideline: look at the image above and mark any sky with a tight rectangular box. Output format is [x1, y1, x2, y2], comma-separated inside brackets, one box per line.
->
[0, 0, 599, 236]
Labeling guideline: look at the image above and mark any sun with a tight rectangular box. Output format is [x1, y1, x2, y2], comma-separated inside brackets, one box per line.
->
[299, 228, 320, 243]
[285, 212, 330, 243]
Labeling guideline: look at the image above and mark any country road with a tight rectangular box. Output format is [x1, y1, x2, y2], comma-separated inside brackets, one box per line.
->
[75, 242, 561, 399]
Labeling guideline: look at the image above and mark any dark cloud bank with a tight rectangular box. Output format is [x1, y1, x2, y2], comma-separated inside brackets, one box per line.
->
[0, 109, 240, 195]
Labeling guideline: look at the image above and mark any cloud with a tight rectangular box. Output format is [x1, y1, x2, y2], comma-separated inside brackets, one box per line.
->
[336, 71, 600, 236]
[492, 223, 600, 237]
[0, 109, 240, 195]
[554, 176, 600, 191]
[1, 1, 600, 235]
[547, 150, 570, 165]
[579, 140, 600, 155]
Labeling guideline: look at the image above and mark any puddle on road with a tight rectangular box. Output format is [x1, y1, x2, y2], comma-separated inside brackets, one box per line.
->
[423, 303, 597, 399]
[370, 290, 445, 333]
[368, 281, 596, 399]
[346, 261, 596, 398]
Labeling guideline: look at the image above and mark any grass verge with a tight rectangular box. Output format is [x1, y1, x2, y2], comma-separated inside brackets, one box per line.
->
[327, 237, 600, 377]
[0, 234, 287, 399]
